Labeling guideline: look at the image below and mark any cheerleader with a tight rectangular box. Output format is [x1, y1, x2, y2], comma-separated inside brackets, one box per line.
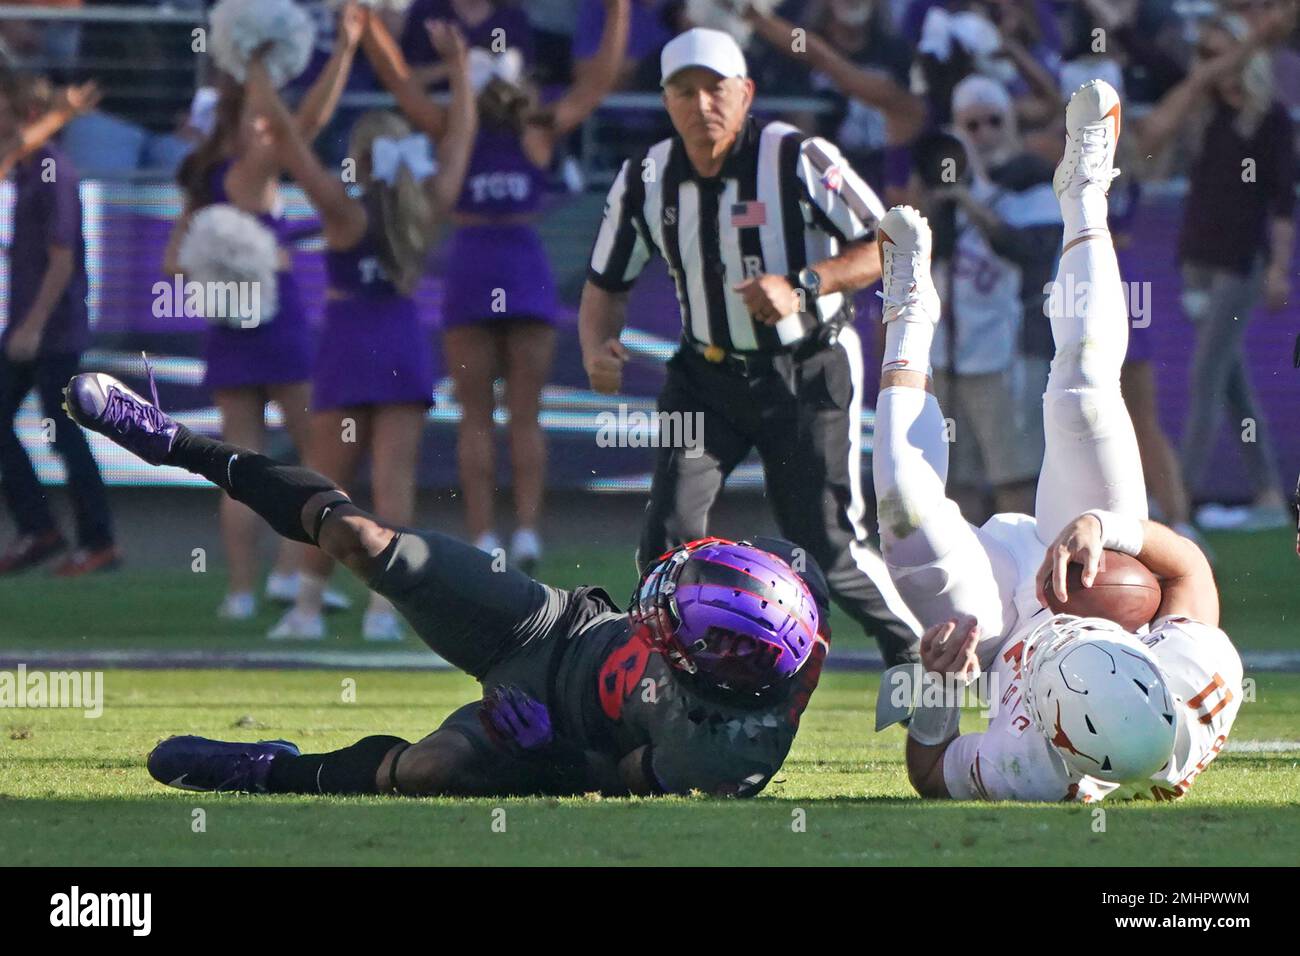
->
[265, 13, 477, 640]
[164, 5, 363, 621]
[377, 0, 629, 573]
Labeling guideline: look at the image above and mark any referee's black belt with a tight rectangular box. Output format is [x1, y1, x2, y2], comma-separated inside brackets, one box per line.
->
[683, 332, 836, 375]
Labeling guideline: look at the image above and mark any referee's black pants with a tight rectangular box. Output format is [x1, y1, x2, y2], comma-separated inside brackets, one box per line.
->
[636, 329, 921, 666]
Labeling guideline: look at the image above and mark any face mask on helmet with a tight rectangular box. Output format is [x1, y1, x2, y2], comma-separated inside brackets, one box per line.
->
[629, 537, 821, 694]
[1021, 615, 1176, 782]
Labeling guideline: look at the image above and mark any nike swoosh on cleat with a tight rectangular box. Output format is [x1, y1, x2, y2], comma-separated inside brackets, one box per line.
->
[167, 774, 205, 791]
[1103, 102, 1121, 139]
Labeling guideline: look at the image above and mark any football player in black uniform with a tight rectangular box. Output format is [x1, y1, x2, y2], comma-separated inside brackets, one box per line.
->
[64, 370, 830, 797]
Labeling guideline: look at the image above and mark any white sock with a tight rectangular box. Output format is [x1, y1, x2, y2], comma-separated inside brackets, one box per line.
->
[882, 320, 934, 376]
[366, 593, 393, 617]
[474, 532, 501, 555]
[1061, 184, 1110, 245]
[295, 573, 326, 618]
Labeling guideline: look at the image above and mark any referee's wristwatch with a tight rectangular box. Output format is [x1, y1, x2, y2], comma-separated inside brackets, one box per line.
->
[791, 267, 822, 309]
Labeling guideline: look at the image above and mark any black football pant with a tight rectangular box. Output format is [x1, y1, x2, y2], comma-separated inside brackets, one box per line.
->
[0, 352, 113, 549]
[637, 332, 920, 666]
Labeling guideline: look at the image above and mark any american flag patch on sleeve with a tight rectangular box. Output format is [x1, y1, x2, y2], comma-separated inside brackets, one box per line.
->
[730, 201, 767, 228]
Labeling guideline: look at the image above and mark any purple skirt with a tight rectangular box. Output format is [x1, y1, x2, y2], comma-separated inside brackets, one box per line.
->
[311, 295, 434, 411]
[441, 223, 559, 329]
[203, 271, 314, 392]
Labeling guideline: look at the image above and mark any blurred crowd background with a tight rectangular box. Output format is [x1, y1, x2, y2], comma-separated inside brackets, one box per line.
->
[0, 0, 1297, 541]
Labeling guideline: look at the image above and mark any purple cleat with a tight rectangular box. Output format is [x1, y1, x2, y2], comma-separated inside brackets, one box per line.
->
[147, 736, 300, 794]
[63, 367, 180, 466]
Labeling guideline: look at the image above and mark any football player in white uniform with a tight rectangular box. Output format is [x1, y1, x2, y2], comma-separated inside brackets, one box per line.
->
[870, 80, 1244, 802]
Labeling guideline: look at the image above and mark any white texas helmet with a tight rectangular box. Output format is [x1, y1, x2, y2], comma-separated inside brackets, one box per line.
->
[1021, 614, 1176, 783]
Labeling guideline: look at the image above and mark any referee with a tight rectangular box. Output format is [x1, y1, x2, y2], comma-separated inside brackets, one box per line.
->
[579, 28, 920, 665]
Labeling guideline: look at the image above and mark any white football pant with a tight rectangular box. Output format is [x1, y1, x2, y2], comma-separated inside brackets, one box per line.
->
[873, 195, 1148, 649]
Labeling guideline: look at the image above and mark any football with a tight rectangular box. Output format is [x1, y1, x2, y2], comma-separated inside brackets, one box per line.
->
[1043, 549, 1162, 631]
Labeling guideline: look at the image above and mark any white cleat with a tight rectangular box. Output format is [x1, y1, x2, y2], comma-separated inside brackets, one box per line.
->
[1055, 79, 1122, 199]
[267, 608, 325, 641]
[362, 608, 405, 643]
[877, 205, 940, 326]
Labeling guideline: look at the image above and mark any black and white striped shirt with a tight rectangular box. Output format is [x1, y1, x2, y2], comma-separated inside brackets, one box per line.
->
[587, 117, 886, 354]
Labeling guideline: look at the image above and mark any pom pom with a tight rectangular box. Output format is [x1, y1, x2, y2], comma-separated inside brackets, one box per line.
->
[209, 0, 317, 88]
[684, 0, 777, 47]
[177, 204, 281, 329]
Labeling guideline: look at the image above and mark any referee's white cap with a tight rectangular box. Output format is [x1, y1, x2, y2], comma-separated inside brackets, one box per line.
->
[660, 28, 748, 87]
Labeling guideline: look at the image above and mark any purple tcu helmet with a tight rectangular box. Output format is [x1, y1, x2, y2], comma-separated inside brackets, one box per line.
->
[630, 537, 821, 693]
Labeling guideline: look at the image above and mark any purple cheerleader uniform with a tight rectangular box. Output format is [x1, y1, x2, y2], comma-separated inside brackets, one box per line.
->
[441, 127, 559, 329]
[201, 161, 315, 392]
[311, 223, 435, 412]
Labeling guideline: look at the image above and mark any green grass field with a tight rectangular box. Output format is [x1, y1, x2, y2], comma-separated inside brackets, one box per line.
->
[2, 670, 1298, 866]
[1, 529, 1297, 865]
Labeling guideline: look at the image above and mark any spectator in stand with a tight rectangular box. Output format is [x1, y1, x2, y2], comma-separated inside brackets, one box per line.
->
[907, 1, 1060, 131]
[1133, 12, 1295, 531]
[1222, 0, 1300, 113]
[921, 74, 1059, 522]
[745, 1, 927, 195]
[1065, 0, 1189, 105]
[0, 75, 118, 576]
[981, 0, 1063, 128]
[0, 0, 84, 82]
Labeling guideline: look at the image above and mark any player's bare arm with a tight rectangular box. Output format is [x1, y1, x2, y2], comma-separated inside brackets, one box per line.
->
[1133, 520, 1220, 626]
[1035, 513, 1219, 627]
